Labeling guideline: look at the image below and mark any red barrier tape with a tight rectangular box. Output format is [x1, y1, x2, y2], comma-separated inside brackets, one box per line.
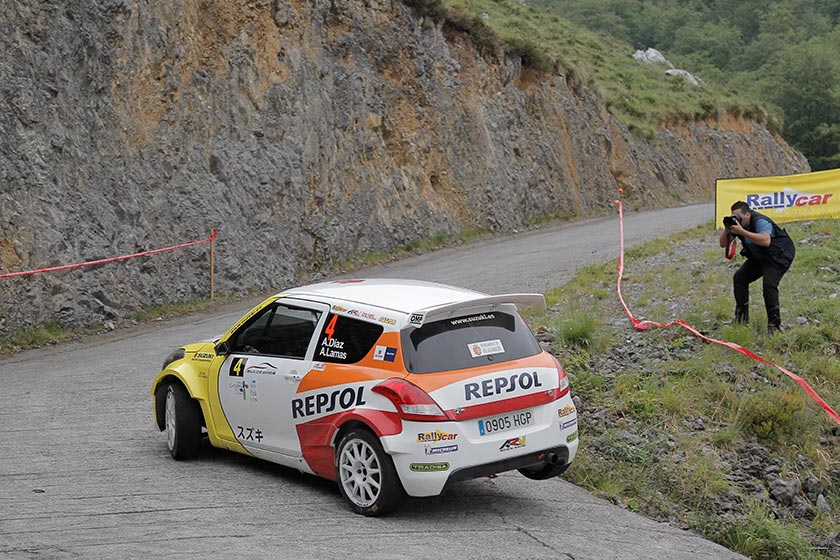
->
[0, 230, 219, 280]
[613, 199, 840, 426]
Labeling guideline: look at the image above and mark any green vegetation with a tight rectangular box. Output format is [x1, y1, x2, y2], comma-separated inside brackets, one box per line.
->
[528, 0, 840, 170]
[534, 220, 840, 558]
[407, 0, 840, 168]
[445, 0, 759, 138]
[0, 297, 234, 354]
[0, 320, 75, 353]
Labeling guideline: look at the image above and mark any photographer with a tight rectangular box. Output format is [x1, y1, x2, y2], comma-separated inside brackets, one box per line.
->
[719, 201, 795, 333]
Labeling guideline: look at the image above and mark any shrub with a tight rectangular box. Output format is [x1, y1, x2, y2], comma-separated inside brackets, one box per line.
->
[713, 504, 825, 560]
[444, 6, 501, 57]
[559, 312, 600, 349]
[504, 37, 555, 74]
[740, 389, 805, 442]
[401, 0, 448, 21]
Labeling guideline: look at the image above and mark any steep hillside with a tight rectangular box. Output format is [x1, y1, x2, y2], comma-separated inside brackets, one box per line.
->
[0, 0, 807, 334]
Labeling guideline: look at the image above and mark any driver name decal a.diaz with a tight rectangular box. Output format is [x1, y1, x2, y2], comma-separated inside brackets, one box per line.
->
[291, 386, 366, 419]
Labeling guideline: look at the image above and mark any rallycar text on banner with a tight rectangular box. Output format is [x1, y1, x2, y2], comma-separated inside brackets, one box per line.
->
[715, 167, 840, 225]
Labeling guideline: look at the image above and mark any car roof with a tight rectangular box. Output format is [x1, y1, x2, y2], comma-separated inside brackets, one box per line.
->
[282, 279, 487, 314]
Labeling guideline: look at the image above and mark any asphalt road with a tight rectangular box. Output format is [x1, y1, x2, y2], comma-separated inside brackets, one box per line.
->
[0, 202, 748, 560]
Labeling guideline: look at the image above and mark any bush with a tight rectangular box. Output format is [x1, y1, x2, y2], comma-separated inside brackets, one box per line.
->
[504, 37, 555, 74]
[444, 6, 501, 57]
[740, 389, 805, 442]
[559, 313, 600, 349]
[713, 504, 825, 560]
[401, 0, 448, 21]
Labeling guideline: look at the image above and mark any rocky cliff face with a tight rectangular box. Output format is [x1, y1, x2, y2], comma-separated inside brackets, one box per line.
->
[0, 0, 808, 334]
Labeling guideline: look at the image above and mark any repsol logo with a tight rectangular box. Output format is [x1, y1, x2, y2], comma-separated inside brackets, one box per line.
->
[464, 371, 543, 401]
[291, 386, 366, 419]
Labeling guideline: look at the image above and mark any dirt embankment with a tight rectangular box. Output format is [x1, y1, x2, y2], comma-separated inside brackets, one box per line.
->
[0, 0, 808, 334]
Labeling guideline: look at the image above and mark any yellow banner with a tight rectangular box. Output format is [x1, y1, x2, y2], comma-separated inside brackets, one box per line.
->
[715, 168, 840, 226]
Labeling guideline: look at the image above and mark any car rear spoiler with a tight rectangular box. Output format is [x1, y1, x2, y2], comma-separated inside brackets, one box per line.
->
[406, 293, 547, 328]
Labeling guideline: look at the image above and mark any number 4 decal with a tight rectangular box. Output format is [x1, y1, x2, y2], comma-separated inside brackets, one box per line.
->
[325, 314, 338, 341]
[229, 357, 246, 377]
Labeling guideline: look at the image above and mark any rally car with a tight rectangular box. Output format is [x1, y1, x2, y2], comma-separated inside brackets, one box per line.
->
[152, 279, 579, 515]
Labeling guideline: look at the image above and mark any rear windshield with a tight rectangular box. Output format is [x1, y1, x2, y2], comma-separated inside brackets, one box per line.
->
[401, 311, 542, 374]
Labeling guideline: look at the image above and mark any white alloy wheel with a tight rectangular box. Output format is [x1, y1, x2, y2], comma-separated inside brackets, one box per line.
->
[165, 386, 178, 452]
[335, 429, 404, 516]
[339, 437, 382, 507]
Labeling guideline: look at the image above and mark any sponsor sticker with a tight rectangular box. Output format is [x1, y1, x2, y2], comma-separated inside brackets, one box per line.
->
[192, 352, 214, 361]
[409, 462, 450, 472]
[378, 316, 397, 325]
[557, 405, 576, 419]
[245, 362, 277, 375]
[291, 386, 366, 419]
[468, 339, 505, 358]
[417, 429, 458, 443]
[425, 444, 458, 455]
[499, 436, 526, 452]
[562, 418, 578, 430]
[236, 425, 264, 442]
[310, 361, 326, 371]
[567, 432, 578, 443]
[464, 370, 543, 401]
[409, 313, 424, 326]
[373, 345, 398, 362]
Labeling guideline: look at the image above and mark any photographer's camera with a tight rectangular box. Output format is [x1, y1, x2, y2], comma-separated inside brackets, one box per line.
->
[723, 215, 742, 229]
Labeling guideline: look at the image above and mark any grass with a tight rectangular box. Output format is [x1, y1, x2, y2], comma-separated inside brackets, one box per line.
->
[437, 0, 767, 135]
[0, 295, 239, 354]
[543, 219, 840, 558]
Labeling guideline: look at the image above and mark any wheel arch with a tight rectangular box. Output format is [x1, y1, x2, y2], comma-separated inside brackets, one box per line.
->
[153, 372, 207, 431]
[330, 410, 402, 449]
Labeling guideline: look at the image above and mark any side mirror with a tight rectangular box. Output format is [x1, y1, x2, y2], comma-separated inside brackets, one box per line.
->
[215, 340, 231, 356]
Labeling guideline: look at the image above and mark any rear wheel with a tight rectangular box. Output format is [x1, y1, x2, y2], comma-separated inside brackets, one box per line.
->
[162, 382, 202, 460]
[336, 429, 405, 516]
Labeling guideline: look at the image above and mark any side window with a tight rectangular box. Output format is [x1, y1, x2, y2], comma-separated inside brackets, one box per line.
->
[232, 304, 322, 359]
[315, 313, 384, 364]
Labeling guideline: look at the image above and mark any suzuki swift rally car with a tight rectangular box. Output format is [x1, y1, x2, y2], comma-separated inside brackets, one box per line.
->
[152, 279, 579, 516]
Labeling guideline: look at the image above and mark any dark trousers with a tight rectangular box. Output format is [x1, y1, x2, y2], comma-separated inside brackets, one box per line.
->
[733, 258, 786, 329]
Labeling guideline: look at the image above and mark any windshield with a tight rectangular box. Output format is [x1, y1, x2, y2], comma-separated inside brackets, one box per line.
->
[401, 311, 542, 374]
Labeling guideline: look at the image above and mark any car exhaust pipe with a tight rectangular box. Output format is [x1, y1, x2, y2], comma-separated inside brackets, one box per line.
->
[545, 452, 560, 465]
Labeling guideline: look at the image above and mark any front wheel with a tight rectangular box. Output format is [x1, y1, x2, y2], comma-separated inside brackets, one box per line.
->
[335, 429, 405, 516]
[162, 382, 202, 460]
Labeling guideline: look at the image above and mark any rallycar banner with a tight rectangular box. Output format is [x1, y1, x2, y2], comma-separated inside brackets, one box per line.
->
[715, 167, 840, 225]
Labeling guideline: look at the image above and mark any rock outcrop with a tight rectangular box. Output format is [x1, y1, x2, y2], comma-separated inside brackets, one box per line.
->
[0, 0, 808, 334]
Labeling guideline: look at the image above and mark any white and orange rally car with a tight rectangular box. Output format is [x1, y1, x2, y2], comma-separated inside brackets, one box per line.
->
[152, 279, 579, 515]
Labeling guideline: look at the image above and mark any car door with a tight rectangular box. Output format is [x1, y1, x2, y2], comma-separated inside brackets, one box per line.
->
[217, 299, 328, 457]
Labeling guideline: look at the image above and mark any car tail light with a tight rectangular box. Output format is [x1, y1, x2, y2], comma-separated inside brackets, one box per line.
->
[551, 355, 571, 397]
[372, 378, 450, 422]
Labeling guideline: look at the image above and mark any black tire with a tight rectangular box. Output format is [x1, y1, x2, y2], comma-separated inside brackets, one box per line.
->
[161, 382, 202, 460]
[335, 429, 405, 516]
[518, 461, 570, 480]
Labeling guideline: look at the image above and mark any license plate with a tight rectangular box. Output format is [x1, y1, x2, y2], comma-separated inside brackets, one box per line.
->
[478, 410, 533, 436]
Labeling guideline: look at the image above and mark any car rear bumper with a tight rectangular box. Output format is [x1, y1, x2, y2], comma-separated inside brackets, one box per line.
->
[380, 395, 579, 497]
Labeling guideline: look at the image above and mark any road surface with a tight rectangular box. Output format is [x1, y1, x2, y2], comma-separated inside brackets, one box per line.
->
[0, 202, 747, 559]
